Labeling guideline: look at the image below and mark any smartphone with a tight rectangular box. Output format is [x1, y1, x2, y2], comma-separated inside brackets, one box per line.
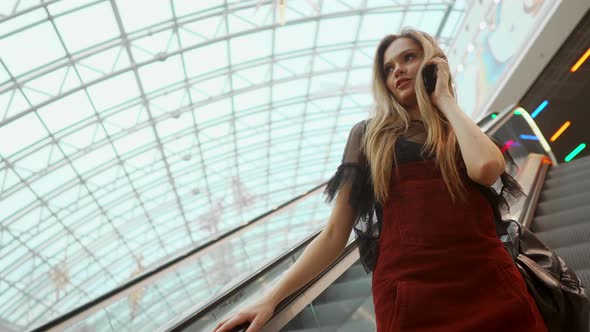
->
[422, 64, 437, 94]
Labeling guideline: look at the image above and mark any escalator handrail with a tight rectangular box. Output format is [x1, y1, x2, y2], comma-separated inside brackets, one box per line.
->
[168, 235, 360, 331]
[164, 229, 326, 331]
[31, 182, 328, 332]
[519, 156, 552, 228]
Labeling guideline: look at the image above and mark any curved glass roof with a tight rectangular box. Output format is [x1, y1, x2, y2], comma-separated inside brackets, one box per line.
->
[0, 0, 466, 330]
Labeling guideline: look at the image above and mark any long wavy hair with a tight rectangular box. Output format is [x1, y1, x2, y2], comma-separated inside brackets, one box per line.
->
[363, 28, 466, 204]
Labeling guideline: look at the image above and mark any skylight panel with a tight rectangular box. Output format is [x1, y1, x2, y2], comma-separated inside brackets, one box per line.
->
[138, 55, 185, 93]
[233, 86, 270, 112]
[54, 1, 119, 54]
[274, 21, 317, 54]
[72, 144, 117, 175]
[116, 0, 173, 34]
[195, 98, 232, 124]
[111, 126, 155, 155]
[184, 41, 228, 77]
[155, 111, 193, 138]
[229, 30, 273, 65]
[0, 22, 65, 77]
[86, 72, 140, 112]
[37, 91, 95, 133]
[29, 164, 77, 197]
[317, 16, 360, 46]
[419, 9, 445, 35]
[272, 78, 308, 101]
[0, 112, 47, 157]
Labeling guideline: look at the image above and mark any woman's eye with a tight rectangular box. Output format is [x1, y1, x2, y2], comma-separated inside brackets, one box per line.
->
[405, 54, 416, 61]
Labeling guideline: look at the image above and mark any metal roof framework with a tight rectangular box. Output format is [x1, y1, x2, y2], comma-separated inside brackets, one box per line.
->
[0, 0, 466, 330]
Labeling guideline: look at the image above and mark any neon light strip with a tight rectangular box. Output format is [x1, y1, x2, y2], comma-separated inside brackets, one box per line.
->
[550, 121, 571, 142]
[531, 100, 548, 118]
[514, 107, 557, 165]
[520, 135, 539, 140]
[565, 143, 587, 162]
[570, 48, 590, 73]
[501, 140, 515, 153]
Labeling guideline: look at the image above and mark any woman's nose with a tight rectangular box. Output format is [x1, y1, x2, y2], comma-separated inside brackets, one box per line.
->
[394, 65, 406, 78]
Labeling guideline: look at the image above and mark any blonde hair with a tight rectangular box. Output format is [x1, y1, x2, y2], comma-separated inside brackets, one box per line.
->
[363, 28, 466, 204]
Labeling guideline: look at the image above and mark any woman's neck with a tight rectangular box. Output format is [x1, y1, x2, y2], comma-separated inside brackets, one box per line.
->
[406, 105, 422, 121]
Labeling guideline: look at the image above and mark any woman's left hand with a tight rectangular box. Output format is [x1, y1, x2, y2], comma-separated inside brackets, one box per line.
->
[426, 57, 455, 110]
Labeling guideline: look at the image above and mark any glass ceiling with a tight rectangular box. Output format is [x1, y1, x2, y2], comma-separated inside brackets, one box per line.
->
[0, 0, 466, 330]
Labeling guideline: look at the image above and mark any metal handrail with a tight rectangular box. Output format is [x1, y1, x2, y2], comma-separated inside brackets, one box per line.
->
[162, 229, 325, 331]
[32, 182, 328, 332]
[168, 236, 360, 331]
[519, 158, 552, 229]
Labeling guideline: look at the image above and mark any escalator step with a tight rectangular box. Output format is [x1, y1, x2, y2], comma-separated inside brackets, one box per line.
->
[310, 297, 369, 327]
[335, 315, 376, 332]
[544, 168, 590, 190]
[540, 178, 590, 201]
[315, 278, 372, 304]
[532, 204, 590, 232]
[282, 305, 317, 331]
[546, 156, 590, 179]
[334, 263, 367, 283]
[534, 222, 590, 249]
[576, 269, 590, 290]
[534, 191, 590, 218]
[553, 243, 590, 271]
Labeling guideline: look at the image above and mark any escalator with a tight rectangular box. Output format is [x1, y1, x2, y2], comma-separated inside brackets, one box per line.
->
[530, 155, 590, 291]
[280, 259, 373, 332]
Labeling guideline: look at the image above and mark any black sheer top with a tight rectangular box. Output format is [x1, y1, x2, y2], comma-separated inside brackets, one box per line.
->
[323, 119, 523, 273]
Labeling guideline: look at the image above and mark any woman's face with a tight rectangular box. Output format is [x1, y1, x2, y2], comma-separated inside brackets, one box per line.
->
[382, 37, 422, 107]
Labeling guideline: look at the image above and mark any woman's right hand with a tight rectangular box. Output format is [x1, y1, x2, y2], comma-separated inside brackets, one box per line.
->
[212, 300, 276, 332]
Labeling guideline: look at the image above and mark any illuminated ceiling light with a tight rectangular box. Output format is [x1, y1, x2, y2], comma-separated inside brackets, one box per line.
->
[565, 143, 586, 162]
[279, 0, 286, 25]
[531, 100, 548, 118]
[550, 121, 571, 142]
[520, 134, 539, 140]
[257, 0, 319, 25]
[570, 48, 590, 73]
[479, 21, 487, 30]
[457, 64, 464, 72]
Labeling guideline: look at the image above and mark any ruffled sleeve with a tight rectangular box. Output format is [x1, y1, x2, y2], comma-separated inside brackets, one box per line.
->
[470, 135, 526, 232]
[323, 120, 381, 273]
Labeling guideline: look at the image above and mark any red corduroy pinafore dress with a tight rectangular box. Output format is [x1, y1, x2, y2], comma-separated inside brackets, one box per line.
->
[371, 159, 547, 332]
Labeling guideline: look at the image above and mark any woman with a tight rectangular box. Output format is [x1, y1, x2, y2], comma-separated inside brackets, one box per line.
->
[214, 29, 547, 332]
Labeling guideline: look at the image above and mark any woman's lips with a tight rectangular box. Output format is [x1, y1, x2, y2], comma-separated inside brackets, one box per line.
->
[397, 79, 411, 89]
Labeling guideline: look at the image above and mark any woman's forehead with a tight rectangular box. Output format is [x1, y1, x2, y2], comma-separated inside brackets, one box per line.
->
[384, 37, 420, 63]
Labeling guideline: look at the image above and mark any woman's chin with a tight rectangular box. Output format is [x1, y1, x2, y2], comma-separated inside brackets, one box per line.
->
[396, 93, 418, 108]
